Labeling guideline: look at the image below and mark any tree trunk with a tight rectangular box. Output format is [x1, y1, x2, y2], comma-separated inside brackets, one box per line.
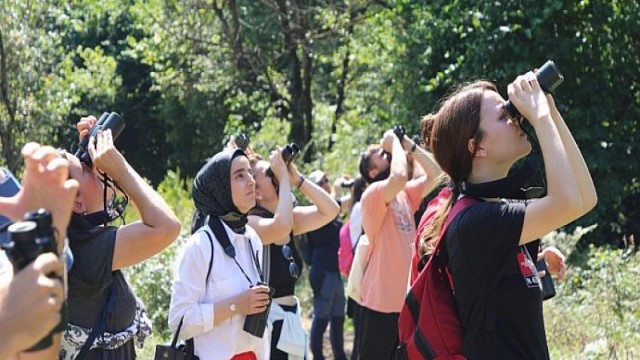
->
[0, 29, 17, 172]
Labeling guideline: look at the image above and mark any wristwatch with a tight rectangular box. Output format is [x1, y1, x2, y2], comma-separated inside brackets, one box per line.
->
[230, 303, 237, 312]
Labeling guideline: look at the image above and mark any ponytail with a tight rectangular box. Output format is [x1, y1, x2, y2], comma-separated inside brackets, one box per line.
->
[418, 186, 458, 258]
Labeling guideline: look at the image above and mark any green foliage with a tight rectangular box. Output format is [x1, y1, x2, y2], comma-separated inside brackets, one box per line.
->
[4, 0, 640, 355]
[545, 245, 640, 359]
[126, 169, 193, 340]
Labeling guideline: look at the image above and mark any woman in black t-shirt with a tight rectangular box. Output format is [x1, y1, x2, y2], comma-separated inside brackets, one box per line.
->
[246, 148, 340, 360]
[418, 74, 597, 358]
[59, 116, 181, 359]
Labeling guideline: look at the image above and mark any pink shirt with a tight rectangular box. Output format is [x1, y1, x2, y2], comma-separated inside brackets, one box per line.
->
[360, 178, 426, 313]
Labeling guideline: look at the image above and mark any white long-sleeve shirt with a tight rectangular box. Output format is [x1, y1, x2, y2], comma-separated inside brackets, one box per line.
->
[349, 202, 363, 248]
[169, 222, 270, 360]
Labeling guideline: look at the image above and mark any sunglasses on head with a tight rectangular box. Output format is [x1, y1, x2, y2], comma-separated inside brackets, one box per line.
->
[282, 244, 299, 279]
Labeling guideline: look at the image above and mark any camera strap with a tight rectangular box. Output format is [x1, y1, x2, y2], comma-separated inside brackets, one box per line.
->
[459, 153, 545, 200]
[76, 283, 117, 359]
[208, 216, 263, 286]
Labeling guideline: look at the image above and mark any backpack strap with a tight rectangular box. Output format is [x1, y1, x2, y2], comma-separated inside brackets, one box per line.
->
[262, 244, 271, 285]
[352, 228, 364, 255]
[432, 197, 478, 256]
[433, 196, 478, 291]
[177, 228, 215, 357]
[75, 281, 117, 359]
[199, 229, 215, 285]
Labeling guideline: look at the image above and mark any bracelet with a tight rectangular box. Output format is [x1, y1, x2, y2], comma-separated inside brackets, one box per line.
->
[411, 142, 418, 153]
[296, 174, 306, 189]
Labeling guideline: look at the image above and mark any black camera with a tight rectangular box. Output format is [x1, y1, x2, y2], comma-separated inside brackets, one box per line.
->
[234, 132, 250, 151]
[266, 143, 300, 179]
[1, 209, 65, 351]
[505, 60, 564, 118]
[243, 285, 275, 338]
[75, 112, 126, 167]
[535, 259, 556, 301]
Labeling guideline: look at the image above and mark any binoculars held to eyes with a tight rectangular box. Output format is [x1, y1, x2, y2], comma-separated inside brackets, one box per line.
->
[393, 125, 406, 139]
[75, 112, 126, 167]
[1, 209, 65, 351]
[505, 60, 564, 119]
[266, 143, 300, 180]
[234, 132, 250, 151]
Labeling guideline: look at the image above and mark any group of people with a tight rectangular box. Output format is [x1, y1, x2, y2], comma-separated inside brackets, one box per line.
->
[0, 68, 596, 360]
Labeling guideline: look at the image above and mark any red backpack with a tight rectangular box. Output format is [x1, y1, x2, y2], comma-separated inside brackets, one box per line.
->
[396, 197, 477, 360]
[412, 187, 453, 284]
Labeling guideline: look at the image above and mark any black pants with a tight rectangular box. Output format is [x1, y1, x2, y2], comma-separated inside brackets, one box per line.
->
[355, 305, 399, 360]
[310, 316, 347, 360]
[348, 298, 363, 360]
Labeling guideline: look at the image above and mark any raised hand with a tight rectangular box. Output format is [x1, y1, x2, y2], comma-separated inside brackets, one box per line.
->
[16, 143, 79, 253]
[0, 253, 63, 353]
[76, 115, 98, 142]
[507, 71, 551, 126]
[87, 129, 128, 181]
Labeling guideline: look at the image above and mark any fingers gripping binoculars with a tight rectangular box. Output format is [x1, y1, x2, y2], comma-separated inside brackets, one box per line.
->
[505, 60, 564, 119]
[266, 143, 300, 179]
[75, 112, 126, 167]
[1, 209, 65, 351]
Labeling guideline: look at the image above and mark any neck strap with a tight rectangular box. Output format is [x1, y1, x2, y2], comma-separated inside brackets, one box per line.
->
[207, 216, 264, 285]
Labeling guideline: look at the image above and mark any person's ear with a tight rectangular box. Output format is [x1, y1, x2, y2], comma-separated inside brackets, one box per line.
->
[368, 168, 378, 180]
[468, 138, 487, 158]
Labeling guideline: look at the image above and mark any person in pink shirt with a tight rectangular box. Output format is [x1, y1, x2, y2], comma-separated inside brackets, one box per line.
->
[355, 128, 442, 359]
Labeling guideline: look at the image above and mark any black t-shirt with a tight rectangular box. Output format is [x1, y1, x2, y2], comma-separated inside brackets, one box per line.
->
[269, 237, 304, 299]
[68, 226, 137, 359]
[446, 199, 549, 360]
[307, 218, 342, 274]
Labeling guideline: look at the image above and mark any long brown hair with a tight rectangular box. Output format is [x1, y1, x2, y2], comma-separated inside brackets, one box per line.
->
[418, 81, 497, 256]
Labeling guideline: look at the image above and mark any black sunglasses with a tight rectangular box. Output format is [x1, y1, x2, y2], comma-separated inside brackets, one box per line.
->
[282, 244, 299, 279]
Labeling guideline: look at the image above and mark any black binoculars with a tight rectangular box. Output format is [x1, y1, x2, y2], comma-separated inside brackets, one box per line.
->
[505, 60, 564, 119]
[75, 112, 126, 167]
[243, 285, 275, 338]
[266, 143, 300, 180]
[1, 209, 65, 351]
[535, 259, 557, 301]
[234, 132, 250, 151]
[393, 125, 406, 139]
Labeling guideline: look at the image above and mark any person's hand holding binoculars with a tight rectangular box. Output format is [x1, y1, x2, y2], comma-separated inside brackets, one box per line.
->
[269, 147, 289, 182]
[87, 129, 128, 181]
[0, 252, 63, 354]
[507, 72, 552, 128]
[236, 285, 271, 315]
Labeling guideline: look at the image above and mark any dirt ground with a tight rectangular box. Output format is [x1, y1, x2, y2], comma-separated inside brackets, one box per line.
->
[301, 315, 355, 360]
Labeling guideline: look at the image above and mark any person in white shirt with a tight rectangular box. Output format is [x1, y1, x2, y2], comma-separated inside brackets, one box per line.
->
[169, 148, 271, 360]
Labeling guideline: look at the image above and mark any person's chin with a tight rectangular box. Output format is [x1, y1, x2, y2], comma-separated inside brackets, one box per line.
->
[240, 200, 256, 214]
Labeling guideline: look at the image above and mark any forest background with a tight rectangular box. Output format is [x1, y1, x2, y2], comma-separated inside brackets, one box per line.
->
[1, 0, 639, 358]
